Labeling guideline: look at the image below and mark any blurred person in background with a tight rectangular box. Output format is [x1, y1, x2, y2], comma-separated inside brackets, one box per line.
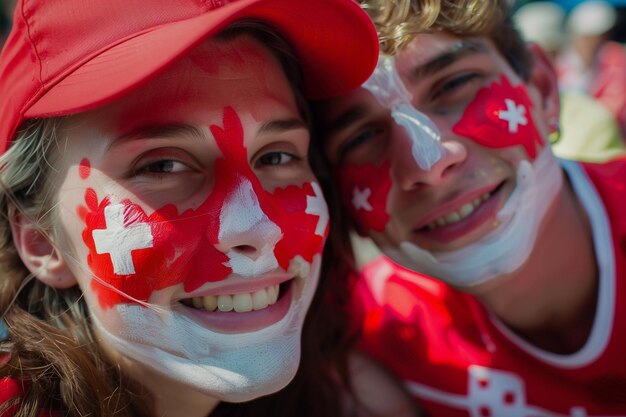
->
[515, 0, 626, 162]
[557, 0, 626, 137]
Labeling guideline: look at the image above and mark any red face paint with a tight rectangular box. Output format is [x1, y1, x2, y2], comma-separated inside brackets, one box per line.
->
[80, 107, 325, 309]
[452, 76, 544, 160]
[79, 158, 91, 179]
[338, 161, 392, 234]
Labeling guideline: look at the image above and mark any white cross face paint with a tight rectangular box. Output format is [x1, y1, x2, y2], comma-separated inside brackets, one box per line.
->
[93, 204, 154, 275]
[499, 98, 528, 133]
[363, 55, 444, 170]
[384, 146, 563, 287]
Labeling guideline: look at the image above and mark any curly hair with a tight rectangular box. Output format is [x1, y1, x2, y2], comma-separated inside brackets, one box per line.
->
[359, 0, 533, 80]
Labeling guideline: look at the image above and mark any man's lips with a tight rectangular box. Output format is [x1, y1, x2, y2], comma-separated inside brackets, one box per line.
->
[413, 181, 506, 243]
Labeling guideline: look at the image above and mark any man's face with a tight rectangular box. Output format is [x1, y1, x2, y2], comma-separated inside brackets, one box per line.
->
[317, 32, 562, 287]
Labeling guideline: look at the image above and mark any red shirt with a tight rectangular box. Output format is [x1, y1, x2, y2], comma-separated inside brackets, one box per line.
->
[351, 158, 626, 416]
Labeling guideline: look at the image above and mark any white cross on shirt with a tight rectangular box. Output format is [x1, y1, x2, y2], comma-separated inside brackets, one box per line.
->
[498, 98, 527, 133]
[92, 204, 154, 275]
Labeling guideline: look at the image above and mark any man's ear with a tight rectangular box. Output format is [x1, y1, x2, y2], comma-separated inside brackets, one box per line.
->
[11, 211, 77, 289]
[527, 43, 561, 132]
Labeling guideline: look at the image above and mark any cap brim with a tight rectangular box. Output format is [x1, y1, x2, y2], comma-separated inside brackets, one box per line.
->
[25, 0, 377, 118]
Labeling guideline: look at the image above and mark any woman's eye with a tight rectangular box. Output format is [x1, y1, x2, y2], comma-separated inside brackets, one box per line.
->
[139, 159, 189, 174]
[257, 151, 297, 167]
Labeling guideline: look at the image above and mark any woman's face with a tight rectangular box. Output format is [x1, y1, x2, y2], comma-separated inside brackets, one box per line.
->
[51, 35, 328, 403]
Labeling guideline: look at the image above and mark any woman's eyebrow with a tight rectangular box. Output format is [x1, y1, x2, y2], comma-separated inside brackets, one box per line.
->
[407, 40, 490, 83]
[109, 123, 206, 150]
[257, 118, 308, 136]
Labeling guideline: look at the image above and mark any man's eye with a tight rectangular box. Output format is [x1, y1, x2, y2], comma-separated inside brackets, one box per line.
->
[258, 151, 297, 166]
[338, 128, 382, 161]
[432, 72, 479, 100]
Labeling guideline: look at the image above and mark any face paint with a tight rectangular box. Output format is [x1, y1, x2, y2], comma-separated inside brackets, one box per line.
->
[76, 107, 328, 401]
[91, 252, 322, 402]
[453, 75, 544, 160]
[338, 161, 392, 234]
[79, 107, 327, 309]
[363, 55, 443, 170]
[78, 158, 91, 179]
[384, 145, 563, 287]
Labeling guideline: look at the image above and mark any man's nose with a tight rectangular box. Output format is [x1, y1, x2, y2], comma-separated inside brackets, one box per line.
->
[393, 133, 468, 190]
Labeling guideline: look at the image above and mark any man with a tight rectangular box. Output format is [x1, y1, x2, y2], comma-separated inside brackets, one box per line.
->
[313, 1, 626, 415]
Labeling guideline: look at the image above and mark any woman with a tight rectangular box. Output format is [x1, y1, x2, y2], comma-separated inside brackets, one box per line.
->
[0, 1, 415, 416]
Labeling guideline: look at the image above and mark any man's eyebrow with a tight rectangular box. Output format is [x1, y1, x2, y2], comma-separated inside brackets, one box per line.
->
[322, 104, 368, 139]
[408, 40, 490, 83]
[257, 118, 308, 136]
[110, 123, 205, 149]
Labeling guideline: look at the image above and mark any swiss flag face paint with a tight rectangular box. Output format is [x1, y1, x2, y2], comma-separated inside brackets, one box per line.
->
[453, 76, 544, 160]
[338, 161, 392, 234]
[79, 107, 327, 309]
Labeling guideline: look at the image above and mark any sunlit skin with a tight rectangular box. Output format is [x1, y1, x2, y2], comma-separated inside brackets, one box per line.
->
[316, 33, 598, 353]
[46, 35, 328, 417]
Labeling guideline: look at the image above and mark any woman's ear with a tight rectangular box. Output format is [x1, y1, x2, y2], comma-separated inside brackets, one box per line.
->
[527, 43, 561, 132]
[11, 211, 77, 289]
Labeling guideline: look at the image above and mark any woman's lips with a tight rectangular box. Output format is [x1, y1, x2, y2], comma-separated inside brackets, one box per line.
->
[178, 280, 294, 334]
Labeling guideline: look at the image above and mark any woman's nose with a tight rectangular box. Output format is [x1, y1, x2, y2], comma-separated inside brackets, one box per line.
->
[214, 177, 282, 277]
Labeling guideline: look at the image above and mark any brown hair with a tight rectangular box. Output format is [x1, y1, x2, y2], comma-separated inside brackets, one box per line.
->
[360, 0, 533, 79]
[0, 22, 352, 417]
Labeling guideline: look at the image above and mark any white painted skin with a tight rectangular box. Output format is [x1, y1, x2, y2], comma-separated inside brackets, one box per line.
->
[92, 177, 327, 402]
[384, 146, 563, 288]
[363, 55, 444, 171]
[219, 176, 282, 277]
[92, 254, 321, 402]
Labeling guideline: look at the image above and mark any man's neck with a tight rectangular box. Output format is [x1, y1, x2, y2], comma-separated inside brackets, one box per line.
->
[471, 174, 599, 354]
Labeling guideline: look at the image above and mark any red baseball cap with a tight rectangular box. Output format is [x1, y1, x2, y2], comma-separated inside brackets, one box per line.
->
[0, 0, 378, 154]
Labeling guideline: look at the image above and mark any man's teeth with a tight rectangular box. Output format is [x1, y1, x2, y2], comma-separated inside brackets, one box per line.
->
[183, 284, 280, 313]
[426, 192, 490, 230]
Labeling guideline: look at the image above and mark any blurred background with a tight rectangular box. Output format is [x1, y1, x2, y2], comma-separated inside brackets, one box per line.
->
[1, 0, 625, 163]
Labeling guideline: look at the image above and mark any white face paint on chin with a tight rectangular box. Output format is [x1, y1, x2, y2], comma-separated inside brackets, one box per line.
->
[384, 146, 563, 288]
[92, 254, 322, 402]
[363, 55, 444, 170]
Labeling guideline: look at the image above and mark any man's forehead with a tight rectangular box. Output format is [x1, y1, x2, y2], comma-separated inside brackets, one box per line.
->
[395, 36, 491, 82]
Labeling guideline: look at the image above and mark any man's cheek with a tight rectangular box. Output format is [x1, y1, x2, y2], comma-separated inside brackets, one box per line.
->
[338, 161, 392, 235]
[453, 75, 544, 160]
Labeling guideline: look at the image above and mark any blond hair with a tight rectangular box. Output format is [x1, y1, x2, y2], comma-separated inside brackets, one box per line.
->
[360, 0, 533, 79]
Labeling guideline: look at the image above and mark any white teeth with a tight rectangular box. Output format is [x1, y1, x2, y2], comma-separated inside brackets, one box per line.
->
[233, 293, 253, 312]
[184, 284, 281, 313]
[252, 289, 269, 310]
[217, 294, 233, 312]
[425, 192, 491, 230]
[203, 295, 217, 312]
